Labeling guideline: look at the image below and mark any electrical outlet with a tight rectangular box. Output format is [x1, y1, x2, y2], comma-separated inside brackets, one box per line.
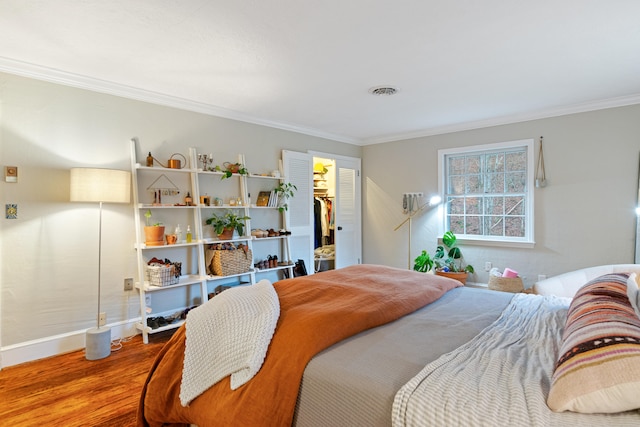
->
[124, 277, 134, 291]
[484, 261, 492, 272]
[98, 312, 107, 327]
[145, 295, 152, 306]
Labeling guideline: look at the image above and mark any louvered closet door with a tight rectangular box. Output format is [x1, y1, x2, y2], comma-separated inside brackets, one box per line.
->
[334, 156, 362, 269]
[282, 150, 314, 274]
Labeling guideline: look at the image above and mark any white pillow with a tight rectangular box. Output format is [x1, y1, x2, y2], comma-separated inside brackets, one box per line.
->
[626, 272, 640, 319]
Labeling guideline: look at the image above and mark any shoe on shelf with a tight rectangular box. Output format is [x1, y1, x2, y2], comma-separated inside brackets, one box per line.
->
[252, 229, 266, 238]
[146, 317, 159, 329]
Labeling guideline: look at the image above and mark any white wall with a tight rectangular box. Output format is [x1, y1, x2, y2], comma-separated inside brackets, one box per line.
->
[363, 105, 640, 286]
[0, 72, 361, 366]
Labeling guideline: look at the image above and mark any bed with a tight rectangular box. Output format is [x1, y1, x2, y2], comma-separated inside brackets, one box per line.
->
[137, 265, 640, 426]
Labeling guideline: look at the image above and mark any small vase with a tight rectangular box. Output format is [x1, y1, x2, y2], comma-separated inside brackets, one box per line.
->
[144, 226, 165, 246]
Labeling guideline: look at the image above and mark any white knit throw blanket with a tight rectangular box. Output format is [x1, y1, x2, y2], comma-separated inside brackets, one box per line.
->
[392, 294, 640, 427]
[180, 279, 280, 406]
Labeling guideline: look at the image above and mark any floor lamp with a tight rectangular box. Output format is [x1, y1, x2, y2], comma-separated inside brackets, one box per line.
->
[394, 195, 442, 270]
[70, 168, 131, 360]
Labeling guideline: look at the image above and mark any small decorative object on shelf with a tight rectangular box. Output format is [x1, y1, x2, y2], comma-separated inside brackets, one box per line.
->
[184, 192, 193, 206]
[186, 225, 192, 243]
[197, 153, 214, 171]
[256, 191, 271, 207]
[167, 153, 186, 169]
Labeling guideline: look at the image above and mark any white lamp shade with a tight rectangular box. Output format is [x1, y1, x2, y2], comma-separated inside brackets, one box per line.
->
[70, 168, 131, 203]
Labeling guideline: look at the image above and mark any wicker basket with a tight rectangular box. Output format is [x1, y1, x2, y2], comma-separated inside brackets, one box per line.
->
[147, 264, 179, 287]
[207, 248, 252, 276]
[488, 276, 524, 293]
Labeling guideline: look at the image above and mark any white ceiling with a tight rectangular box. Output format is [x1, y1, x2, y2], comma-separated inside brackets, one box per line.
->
[1, 1, 639, 145]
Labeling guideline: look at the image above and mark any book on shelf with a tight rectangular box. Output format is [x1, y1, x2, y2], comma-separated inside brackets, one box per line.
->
[269, 190, 280, 207]
[256, 191, 271, 207]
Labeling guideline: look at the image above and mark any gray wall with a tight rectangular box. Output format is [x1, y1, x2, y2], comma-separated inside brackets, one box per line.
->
[0, 72, 361, 355]
[363, 105, 640, 286]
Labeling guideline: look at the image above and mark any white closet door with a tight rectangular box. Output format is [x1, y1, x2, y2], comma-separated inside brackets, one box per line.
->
[282, 150, 314, 274]
[334, 157, 362, 269]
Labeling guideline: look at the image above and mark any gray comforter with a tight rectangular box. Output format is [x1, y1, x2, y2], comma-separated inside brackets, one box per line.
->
[294, 286, 513, 426]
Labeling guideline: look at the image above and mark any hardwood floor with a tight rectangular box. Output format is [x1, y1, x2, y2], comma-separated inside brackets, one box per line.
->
[0, 330, 174, 427]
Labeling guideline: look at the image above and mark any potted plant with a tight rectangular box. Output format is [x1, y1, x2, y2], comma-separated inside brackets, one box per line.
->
[143, 209, 165, 246]
[274, 182, 297, 212]
[413, 230, 474, 284]
[205, 210, 250, 240]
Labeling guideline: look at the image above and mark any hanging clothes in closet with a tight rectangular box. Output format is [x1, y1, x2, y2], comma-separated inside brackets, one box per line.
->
[314, 197, 333, 248]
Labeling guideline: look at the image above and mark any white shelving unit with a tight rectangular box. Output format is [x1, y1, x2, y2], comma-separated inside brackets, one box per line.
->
[130, 141, 208, 343]
[131, 140, 293, 344]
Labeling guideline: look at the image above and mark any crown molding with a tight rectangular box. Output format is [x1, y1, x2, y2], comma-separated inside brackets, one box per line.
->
[0, 56, 359, 145]
[2, 56, 639, 147]
[362, 93, 640, 145]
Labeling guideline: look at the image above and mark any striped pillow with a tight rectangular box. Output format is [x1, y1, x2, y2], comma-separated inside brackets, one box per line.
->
[547, 273, 640, 413]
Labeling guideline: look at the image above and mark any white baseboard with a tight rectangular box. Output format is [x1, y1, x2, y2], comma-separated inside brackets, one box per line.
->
[0, 318, 141, 369]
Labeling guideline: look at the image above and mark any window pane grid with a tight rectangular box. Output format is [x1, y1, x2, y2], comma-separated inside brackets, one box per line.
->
[444, 145, 529, 240]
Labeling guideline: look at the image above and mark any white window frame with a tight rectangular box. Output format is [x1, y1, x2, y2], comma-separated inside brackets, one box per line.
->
[438, 139, 535, 248]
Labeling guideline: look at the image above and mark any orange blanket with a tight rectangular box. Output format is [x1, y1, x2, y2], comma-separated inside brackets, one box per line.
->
[137, 264, 460, 427]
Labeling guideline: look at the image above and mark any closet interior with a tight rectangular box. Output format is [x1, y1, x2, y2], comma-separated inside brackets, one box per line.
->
[313, 157, 336, 272]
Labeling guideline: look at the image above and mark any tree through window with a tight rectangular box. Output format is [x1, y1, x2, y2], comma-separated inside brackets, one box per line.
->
[439, 139, 534, 244]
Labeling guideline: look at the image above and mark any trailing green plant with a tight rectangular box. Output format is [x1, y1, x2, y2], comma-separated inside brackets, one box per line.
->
[413, 230, 475, 274]
[205, 210, 250, 236]
[214, 162, 249, 179]
[274, 182, 297, 212]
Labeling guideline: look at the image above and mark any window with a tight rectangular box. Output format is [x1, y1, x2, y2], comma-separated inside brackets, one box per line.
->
[438, 139, 534, 246]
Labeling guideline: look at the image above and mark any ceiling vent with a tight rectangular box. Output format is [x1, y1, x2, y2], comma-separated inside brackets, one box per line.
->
[369, 86, 398, 96]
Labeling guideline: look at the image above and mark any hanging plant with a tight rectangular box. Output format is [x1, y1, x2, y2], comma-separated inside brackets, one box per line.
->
[214, 162, 249, 179]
